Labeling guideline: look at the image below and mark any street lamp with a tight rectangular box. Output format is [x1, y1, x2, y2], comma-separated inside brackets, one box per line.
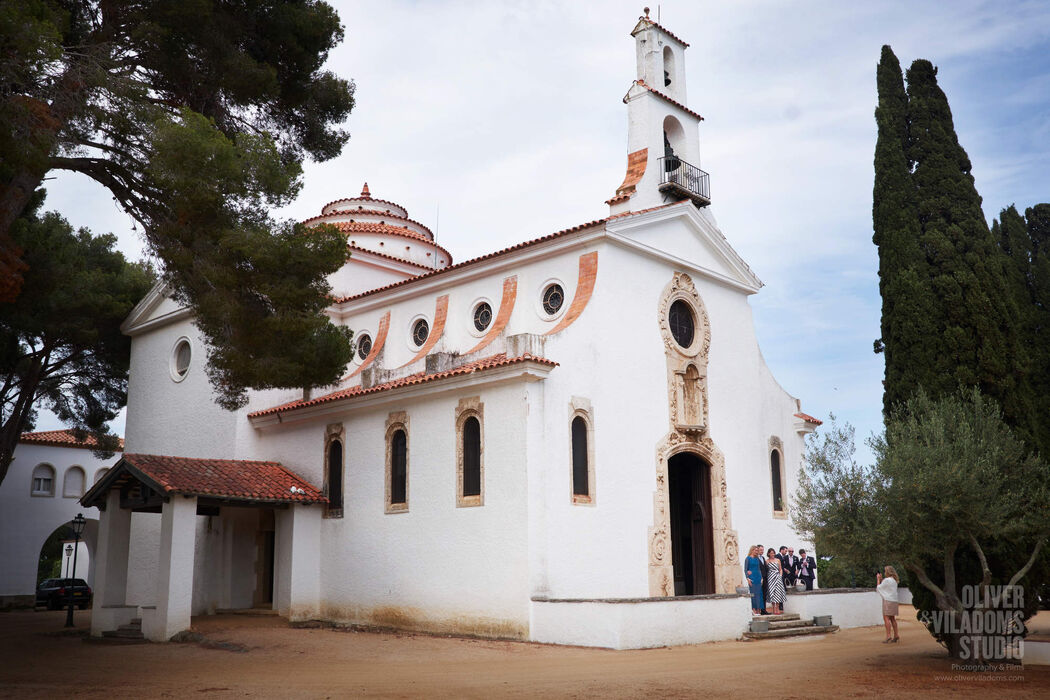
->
[63, 544, 73, 578]
[64, 513, 86, 628]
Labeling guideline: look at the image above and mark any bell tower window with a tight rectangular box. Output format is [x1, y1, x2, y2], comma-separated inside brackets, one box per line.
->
[663, 46, 675, 87]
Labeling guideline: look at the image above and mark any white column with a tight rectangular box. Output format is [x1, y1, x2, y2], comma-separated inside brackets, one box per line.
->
[90, 490, 133, 636]
[144, 495, 197, 642]
[274, 503, 320, 621]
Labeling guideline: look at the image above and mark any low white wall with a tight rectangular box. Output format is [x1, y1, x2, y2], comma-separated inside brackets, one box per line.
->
[1023, 640, 1050, 666]
[530, 594, 753, 649]
[784, 588, 884, 628]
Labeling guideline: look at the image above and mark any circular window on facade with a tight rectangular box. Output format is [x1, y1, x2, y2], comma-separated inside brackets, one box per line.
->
[356, 333, 372, 361]
[171, 338, 191, 381]
[412, 318, 430, 347]
[473, 302, 493, 332]
[668, 300, 695, 349]
[542, 283, 565, 316]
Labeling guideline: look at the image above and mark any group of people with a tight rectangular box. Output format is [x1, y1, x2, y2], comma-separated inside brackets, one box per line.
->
[743, 545, 817, 615]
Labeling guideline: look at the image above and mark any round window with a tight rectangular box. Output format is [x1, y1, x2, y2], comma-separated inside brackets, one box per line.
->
[668, 300, 695, 348]
[542, 284, 565, 316]
[412, 318, 430, 347]
[356, 333, 372, 360]
[473, 302, 493, 332]
[171, 338, 191, 381]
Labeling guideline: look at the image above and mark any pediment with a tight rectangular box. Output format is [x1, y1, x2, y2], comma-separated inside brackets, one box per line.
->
[120, 282, 191, 336]
[606, 203, 763, 293]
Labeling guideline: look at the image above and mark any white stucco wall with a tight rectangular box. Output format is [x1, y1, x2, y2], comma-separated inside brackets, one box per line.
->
[0, 442, 115, 601]
[783, 589, 885, 629]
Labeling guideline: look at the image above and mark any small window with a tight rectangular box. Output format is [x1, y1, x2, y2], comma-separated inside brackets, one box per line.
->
[390, 429, 407, 505]
[668, 300, 695, 348]
[412, 319, 429, 347]
[94, 468, 109, 484]
[572, 417, 588, 497]
[542, 284, 565, 316]
[356, 333, 372, 360]
[31, 464, 55, 496]
[771, 449, 784, 513]
[473, 302, 493, 332]
[170, 338, 192, 381]
[63, 466, 85, 498]
[326, 439, 344, 515]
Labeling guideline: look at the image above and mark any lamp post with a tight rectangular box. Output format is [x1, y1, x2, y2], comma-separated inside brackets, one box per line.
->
[63, 544, 73, 578]
[64, 513, 86, 628]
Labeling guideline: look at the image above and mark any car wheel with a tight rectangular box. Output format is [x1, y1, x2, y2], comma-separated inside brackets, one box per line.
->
[47, 598, 58, 610]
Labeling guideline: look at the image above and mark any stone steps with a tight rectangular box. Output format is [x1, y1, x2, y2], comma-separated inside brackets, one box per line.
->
[100, 617, 146, 643]
[744, 624, 839, 640]
[744, 613, 838, 640]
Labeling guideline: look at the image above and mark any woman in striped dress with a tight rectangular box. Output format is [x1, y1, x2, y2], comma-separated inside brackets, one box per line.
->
[765, 548, 786, 614]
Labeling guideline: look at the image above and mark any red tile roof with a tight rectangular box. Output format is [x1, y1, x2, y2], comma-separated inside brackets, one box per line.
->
[303, 210, 435, 240]
[320, 195, 408, 216]
[630, 80, 704, 121]
[794, 412, 823, 426]
[332, 201, 687, 306]
[87, 454, 325, 505]
[249, 353, 557, 419]
[20, 429, 124, 451]
[329, 222, 454, 262]
[633, 16, 690, 48]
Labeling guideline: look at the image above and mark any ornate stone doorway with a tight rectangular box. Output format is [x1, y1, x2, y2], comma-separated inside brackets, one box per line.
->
[668, 452, 715, 595]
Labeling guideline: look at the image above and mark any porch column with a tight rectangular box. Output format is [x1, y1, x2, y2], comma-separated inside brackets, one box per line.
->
[143, 495, 197, 642]
[90, 490, 133, 637]
[275, 503, 320, 621]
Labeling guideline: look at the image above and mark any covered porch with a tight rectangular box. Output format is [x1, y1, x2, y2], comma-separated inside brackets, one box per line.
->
[81, 454, 326, 642]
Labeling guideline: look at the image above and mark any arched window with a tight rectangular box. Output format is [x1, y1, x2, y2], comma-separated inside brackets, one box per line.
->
[326, 439, 344, 516]
[663, 45, 675, 87]
[456, 398, 484, 507]
[94, 468, 109, 484]
[31, 464, 55, 496]
[63, 466, 85, 498]
[391, 430, 407, 505]
[386, 414, 409, 513]
[770, 449, 785, 513]
[570, 402, 596, 505]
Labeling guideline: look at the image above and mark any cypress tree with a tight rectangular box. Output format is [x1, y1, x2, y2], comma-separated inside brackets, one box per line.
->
[871, 46, 937, 415]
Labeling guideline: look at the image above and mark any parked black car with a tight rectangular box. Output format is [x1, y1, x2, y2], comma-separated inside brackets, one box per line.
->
[35, 578, 92, 610]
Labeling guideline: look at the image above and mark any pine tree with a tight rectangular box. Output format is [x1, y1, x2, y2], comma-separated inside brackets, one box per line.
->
[872, 46, 937, 415]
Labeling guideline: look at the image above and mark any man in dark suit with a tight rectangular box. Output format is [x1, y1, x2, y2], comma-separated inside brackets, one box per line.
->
[777, 546, 790, 589]
[797, 549, 816, 590]
[783, 547, 798, 589]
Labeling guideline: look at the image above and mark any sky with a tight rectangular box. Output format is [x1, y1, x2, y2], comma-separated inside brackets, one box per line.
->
[35, 0, 1050, 464]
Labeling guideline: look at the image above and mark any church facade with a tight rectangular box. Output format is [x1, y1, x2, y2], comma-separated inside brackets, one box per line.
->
[83, 13, 820, 646]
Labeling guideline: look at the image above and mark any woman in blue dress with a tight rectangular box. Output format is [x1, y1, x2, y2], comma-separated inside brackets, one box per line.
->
[744, 545, 764, 615]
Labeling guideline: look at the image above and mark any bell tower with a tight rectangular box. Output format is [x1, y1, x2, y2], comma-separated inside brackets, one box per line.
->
[607, 9, 711, 215]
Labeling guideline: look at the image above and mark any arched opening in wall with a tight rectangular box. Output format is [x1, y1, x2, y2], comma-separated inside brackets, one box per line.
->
[667, 452, 715, 595]
[35, 517, 98, 608]
[326, 440, 344, 516]
[94, 468, 109, 484]
[663, 45, 675, 87]
[770, 448, 785, 514]
[63, 466, 85, 498]
[390, 429, 407, 506]
[31, 464, 55, 497]
[571, 416, 589, 500]
[662, 115, 686, 172]
[462, 416, 481, 499]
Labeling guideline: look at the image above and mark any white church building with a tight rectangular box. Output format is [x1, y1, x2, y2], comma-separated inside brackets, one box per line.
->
[82, 12, 826, 647]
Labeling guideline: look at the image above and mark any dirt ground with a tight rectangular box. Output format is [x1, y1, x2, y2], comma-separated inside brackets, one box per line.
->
[1, 606, 1047, 699]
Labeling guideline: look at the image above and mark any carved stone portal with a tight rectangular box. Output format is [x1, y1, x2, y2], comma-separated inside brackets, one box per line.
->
[648, 272, 741, 595]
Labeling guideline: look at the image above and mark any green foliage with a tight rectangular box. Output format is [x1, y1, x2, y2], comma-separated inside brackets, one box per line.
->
[871, 49, 1033, 442]
[0, 0, 356, 405]
[37, 524, 73, 585]
[794, 391, 1050, 656]
[0, 197, 154, 485]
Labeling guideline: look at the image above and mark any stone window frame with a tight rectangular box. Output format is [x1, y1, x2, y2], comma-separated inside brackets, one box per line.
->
[455, 397, 484, 507]
[62, 465, 86, 499]
[569, 397, 596, 506]
[30, 463, 55, 497]
[769, 436, 788, 519]
[385, 411, 409, 514]
[324, 423, 345, 518]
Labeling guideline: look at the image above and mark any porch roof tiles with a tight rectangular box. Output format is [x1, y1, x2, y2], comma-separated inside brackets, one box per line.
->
[81, 453, 325, 508]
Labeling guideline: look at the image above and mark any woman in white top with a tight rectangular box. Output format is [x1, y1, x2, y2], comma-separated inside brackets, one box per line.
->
[876, 565, 900, 643]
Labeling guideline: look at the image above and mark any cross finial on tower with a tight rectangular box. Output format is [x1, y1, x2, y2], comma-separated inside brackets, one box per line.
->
[361, 182, 370, 197]
[643, 6, 650, 19]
